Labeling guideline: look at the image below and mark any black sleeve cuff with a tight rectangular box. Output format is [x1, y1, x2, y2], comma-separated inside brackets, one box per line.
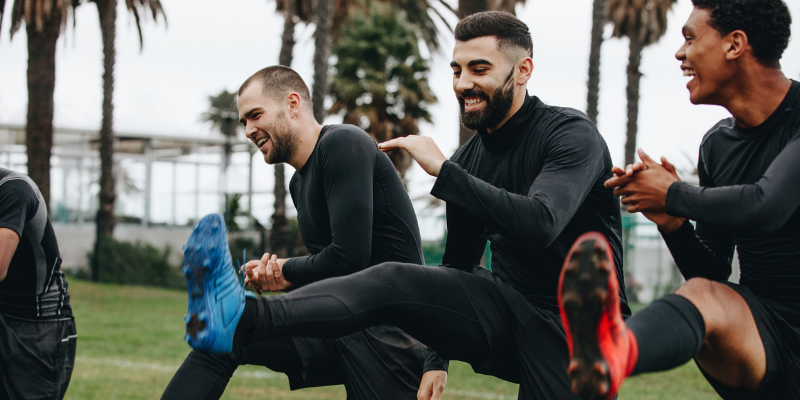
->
[422, 349, 449, 373]
[430, 160, 458, 200]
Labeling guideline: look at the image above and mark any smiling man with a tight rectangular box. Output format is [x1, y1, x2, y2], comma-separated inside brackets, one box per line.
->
[176, 12, 629, 400]
[560, 0, 800, 399]
[161, 66, 447, 400]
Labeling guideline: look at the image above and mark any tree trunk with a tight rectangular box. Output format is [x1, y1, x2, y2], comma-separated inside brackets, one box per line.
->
[458, 0, 488, 18]
[25, 11, 62, 209]
[586, 0, 606, 125]
[456, 0, 487, 147]
[271, 0, 297, 258]
[624, 34, 643, 166]
[93, 0, 118, 282]
[312, 0, 333, 123]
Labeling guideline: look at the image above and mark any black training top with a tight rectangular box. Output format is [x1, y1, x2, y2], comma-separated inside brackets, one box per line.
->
[662, 80, 800, 327]
[432, 94, 629, 314]
[282, 124, 425, 284]
[282, 125, 444, 371]
[0, 168, 72, 320]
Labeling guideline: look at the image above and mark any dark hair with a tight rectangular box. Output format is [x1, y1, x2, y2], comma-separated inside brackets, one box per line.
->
[692, 0, 791, 68]
[238, 65, 312, 105]
[454, 11, 533, 59]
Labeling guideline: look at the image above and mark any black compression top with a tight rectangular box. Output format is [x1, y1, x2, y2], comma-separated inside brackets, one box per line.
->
[282, 125, 424, 284]
[432, 94, 629, 314]
[282, 125, 444, 371]
[0, 168, 72, 320]
[662, 80, 800, 327]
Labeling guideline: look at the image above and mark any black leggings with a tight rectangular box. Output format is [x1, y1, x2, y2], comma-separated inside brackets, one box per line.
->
[251, 262, 492, 367]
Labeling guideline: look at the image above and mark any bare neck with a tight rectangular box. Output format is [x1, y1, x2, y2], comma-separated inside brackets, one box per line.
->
[721, 67, 792, 128]
[288, 117, 323, 171]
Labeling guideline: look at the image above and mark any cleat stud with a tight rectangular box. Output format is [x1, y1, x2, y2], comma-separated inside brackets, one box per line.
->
[599, 382, 609, 396]
[184, 314, 191, 323]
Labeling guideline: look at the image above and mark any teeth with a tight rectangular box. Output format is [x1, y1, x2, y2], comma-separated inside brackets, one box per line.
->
[257, 138, 266, 147]
[465, 98, 483, 106]
[683, 70, 695, 77]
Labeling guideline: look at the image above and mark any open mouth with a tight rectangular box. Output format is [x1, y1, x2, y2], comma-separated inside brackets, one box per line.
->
[682, 69, 696, 77]
[462, 97, 486, 112]
[255, 136, 270, 151]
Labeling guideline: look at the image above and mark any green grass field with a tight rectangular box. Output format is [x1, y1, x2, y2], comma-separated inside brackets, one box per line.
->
[63, 279, 720, 399]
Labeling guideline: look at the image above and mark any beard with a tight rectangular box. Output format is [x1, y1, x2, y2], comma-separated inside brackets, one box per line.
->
[458, 68, 516, 131]
[263, 112, 298, 164]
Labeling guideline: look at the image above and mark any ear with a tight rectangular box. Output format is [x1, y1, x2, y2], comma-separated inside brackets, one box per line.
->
[516, 58, 534, 86]
[286, 92, 302, 117]
[724, 30, 749, 61]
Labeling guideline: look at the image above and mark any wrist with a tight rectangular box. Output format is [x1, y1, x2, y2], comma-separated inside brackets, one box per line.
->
[658, 217, 686, 234]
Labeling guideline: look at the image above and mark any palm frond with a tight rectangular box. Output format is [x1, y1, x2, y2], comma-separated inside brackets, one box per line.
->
[9, 0, 78, 39]
[608, 0, 676, 46]
[124, 0, 166, 50]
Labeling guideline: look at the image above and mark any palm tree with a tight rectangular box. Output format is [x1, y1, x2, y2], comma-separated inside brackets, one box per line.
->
[608, 0, 676, 165]
[456, 0, 527, 147]
[586, 0, 607, 125]
[329, 3, 438, 178]
[91, 0, 164, 282]
[4, 0, 80, 207]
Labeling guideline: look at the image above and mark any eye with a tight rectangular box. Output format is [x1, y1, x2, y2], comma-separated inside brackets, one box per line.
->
[473, 68, 487, 74]
[453, 70, 461, 77]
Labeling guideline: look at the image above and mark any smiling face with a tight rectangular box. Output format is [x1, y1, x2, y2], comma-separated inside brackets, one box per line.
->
[238, 83, 298, 165]
[451, 36, 520, 131]
[675, 8, 736, 105]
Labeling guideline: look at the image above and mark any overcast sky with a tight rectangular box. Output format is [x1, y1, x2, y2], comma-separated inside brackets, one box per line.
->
[0, 0, 798, 230]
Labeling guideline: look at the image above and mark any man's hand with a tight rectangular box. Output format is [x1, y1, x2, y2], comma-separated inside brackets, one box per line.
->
[378, 136, 447, 177]
[604, 148, 686, 233]
[417, 370, 447, 400]
[243, 254, 295, 293]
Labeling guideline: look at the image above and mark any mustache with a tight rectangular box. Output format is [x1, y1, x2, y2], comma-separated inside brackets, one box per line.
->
[458, 88, 489, 102]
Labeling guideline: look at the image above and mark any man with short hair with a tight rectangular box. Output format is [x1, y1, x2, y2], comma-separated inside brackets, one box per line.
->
[559, 1, 800, 399]
[182, 12, 629, 399]
[161, 65, 447, 400]
[0, 168, 76, 400]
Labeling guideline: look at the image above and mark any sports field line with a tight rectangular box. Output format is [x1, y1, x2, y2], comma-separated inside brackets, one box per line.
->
[76, 357, 517, 399]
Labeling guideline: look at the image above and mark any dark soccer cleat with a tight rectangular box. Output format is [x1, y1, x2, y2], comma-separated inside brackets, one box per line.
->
[558, 232, 638, 400]
[182, 213, 250, 353]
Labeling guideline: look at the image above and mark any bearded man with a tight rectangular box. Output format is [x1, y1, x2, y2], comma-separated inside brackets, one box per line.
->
[181, 12, 628, 400]
[161, 66, 446, 400]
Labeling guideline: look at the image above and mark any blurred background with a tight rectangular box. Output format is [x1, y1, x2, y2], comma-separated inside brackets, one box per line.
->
[0, 0, 797, 397]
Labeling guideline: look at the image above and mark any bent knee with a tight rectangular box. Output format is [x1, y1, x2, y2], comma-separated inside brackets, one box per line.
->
[675, 278, 744, 334]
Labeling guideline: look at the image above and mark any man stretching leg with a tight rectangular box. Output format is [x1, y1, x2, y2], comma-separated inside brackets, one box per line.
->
[558, 0, 800, 398]
[162, 66, 446, 400]
[181, 12, 629, 399]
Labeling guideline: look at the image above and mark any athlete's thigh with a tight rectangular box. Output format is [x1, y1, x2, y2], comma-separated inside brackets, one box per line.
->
[516, 307, 580, 400]
[677, 279, 766, 391]
[334, 326, 426, 400]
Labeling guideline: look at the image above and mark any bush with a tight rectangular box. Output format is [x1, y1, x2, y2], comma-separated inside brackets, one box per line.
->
[86, 237, 185, 290]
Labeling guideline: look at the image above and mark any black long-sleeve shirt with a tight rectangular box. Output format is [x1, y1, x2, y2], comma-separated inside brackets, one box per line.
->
[662, 80, 800, 327]
[281, 125, 446, 371]
[282, 125, 424, 283]
[432, 94, 629, 314]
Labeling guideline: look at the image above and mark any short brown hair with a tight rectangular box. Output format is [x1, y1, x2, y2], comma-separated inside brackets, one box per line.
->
[454, 11, 533, 60]
[238, 66, 312, 106]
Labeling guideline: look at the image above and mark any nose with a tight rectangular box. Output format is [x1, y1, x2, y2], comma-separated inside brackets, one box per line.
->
[244, 121, 257, 139]
[675, 43, 686, 61]
[455, 71, 475, 95]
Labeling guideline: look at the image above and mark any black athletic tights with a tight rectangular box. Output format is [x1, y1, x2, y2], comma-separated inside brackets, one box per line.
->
[244, 262, 492, 367]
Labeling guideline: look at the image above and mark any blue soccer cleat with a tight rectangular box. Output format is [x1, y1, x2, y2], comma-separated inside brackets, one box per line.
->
[182, 213, 251, 353]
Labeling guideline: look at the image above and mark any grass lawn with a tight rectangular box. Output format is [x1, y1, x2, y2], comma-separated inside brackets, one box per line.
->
[63, 279, 720, 399]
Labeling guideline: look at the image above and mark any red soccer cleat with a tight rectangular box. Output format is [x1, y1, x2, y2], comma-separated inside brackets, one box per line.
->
[558, 232, 638, 400]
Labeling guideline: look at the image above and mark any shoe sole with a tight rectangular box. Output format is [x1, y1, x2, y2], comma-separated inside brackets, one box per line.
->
[561, 236, 612, 400]
[182, 214, 241, 352]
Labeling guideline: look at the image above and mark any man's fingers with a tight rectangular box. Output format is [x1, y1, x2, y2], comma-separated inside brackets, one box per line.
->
[661, 156, 681, 179]
[637, 148, 659, 167]
[611, 166, 626, 177]
[605, 174, 634, 189]
[378, 138, 405, 151]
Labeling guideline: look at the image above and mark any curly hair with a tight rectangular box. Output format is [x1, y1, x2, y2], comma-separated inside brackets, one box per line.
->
[692, 0, 791, 68]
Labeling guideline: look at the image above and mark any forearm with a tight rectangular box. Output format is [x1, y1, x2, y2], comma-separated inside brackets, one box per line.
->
[432, 161, 575, 249]
[0, 228, 19, 282]
[660, 220, 732, 281]
[666, 134, 800, 233]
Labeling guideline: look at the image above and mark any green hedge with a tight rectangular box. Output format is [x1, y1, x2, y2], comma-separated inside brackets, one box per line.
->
[85, 237, 184, 290]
